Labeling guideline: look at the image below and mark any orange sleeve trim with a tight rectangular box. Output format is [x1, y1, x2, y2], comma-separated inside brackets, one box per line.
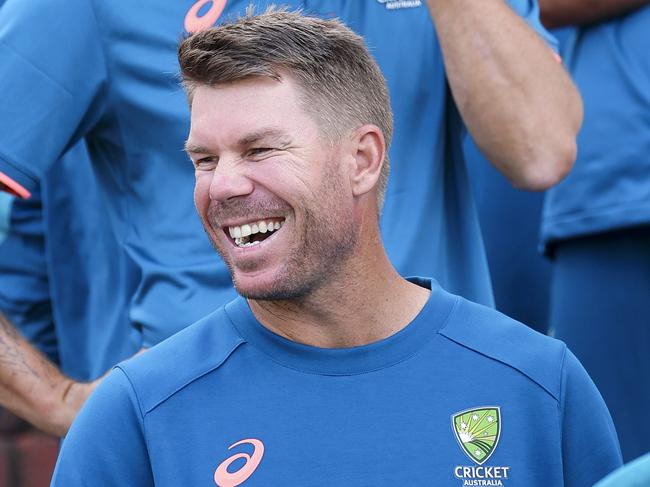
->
[0, 172, 31, 198]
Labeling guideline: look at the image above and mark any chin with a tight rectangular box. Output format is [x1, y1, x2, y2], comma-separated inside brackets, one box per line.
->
[232, 272, 314, 301]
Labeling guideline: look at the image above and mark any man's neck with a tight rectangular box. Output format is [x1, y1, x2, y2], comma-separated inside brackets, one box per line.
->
[248, 247, 430, 349]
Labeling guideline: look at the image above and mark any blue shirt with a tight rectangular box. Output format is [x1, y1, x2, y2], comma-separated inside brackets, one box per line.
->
[0, 182, 57, 363]
[0, 142, 138, 378]
[542, 6, 650, 249]
[52, 278, 622, 486]
[41, 144, 138, 379]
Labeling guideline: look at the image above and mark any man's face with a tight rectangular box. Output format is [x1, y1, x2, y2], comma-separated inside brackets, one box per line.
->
[187, 76, 358, 300]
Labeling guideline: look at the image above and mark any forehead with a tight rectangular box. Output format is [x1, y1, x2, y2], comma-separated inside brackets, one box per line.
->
[188, 77, 316, 148]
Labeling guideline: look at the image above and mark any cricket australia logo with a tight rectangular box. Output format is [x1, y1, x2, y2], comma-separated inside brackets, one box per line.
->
[452, 406, 511, 486]
[453, 406, 500, 464]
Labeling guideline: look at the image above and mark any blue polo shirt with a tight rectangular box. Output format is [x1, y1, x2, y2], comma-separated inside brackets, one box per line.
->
[0, 182, 58, 363]
[52, 278, 622, 486]
[0, 0, 553, 374]
[0, 141, 138, 379]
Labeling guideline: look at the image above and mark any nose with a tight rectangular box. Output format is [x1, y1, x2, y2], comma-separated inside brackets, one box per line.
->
[208, 159, 254, 202]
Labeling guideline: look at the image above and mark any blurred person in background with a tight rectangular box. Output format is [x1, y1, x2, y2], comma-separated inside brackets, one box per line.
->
[538, 0, 650, 462]
[464, 139, 552, 335]
[0, 141, 137, 437]
[0, 0, 580, 439]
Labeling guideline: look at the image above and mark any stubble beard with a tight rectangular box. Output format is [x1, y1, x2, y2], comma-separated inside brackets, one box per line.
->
[205, 167, 359, 301]
[242, 197, 358, 301]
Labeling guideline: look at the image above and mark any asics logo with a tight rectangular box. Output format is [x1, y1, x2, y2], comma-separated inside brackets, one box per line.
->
[214, 438, 265, 487]
[185, 0, 227, 33]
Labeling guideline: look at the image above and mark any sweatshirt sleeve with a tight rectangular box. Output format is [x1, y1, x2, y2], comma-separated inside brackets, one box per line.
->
[51, 368, 154, 486]
[560, 348, 623, 486]
[0, 0, 108, 197]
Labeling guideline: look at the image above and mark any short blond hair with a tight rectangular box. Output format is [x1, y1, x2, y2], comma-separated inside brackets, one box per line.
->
[178, 8, 393, 208]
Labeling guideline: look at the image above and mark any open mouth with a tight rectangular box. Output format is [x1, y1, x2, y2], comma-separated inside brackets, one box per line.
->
[226, 218, 285, 248]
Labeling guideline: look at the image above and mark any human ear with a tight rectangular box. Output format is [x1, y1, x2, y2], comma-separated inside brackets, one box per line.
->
[349, 124, 386, 199]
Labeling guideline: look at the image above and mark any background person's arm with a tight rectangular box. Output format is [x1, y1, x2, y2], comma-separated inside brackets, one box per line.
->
[426, 0, 583, 190]
[539, 0, 650, 28]
[0, 312, 97, 437]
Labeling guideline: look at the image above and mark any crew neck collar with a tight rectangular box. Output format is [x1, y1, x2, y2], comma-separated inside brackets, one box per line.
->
[223, 277, 458, 376]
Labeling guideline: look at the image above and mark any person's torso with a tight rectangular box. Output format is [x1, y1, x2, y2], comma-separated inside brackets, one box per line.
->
[542, 5, 650, 248]
[43, 142, 139, 379]
[144, 346, 562, 487]
[126, 287, 567, 487]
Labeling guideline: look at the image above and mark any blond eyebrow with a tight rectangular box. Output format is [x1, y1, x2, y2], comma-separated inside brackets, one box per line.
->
[237, 128, 290, 147]
[184, 141, 214, 155]
[184, 128, 290, 156]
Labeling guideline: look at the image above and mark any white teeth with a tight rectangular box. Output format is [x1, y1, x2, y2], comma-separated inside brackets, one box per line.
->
[227, 219, 285, 244]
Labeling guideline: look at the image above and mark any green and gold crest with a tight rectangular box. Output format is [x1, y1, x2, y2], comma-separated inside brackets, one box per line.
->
[452, 406, 501, 464]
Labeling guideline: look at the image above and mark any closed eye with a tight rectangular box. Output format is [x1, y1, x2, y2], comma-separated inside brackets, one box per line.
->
[194, 156, 218, 170]
[247, 148, 275, 158]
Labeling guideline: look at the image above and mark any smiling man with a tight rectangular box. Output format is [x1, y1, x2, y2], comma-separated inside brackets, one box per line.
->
[187, 80, 382, 305]
[51, 11, 621, 486]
